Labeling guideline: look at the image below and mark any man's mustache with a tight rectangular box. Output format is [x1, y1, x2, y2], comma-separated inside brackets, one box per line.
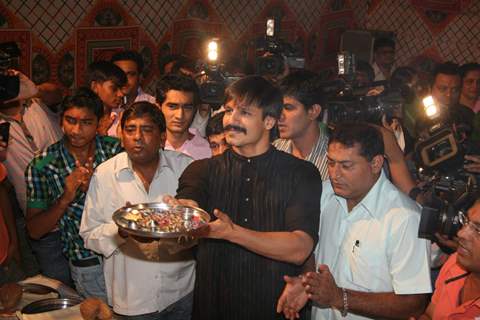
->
[224, 124, 247, 134]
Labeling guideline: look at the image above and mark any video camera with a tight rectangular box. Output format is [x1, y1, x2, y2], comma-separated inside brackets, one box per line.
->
[194, 39, 241, 108]
[323, 52, 401, 126]
[255, 18, 305, 77]
[0, 42, 20, 102]
[415, 96, 480, 240]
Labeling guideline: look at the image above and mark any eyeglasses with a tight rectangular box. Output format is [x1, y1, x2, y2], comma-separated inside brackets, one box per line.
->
[458, 211, 480, 235]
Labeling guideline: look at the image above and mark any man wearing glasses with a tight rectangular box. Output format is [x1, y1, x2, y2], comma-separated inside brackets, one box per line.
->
[413, 201, 480, 319]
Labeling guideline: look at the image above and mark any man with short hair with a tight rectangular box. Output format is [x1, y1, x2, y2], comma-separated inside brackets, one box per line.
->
[372, 37, 396, 81]
[278, 123, 431, 320]
[413, 200, 480, 320]
[170, 75, 322, 319]
[459, 62, 480, 112]
[80, 102, 195, 319]
[111, 50, 156, 106]
[205, 111, 228, 156]
[274, 71, 329, 180]
[86, 60, 127, 136]
[25, 87, 121, 298]
[156, 74, 211, 160]
[429, 62, 474, 131]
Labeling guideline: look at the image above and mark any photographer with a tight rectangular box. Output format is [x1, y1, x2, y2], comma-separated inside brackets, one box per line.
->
[411, 200, 480, 320]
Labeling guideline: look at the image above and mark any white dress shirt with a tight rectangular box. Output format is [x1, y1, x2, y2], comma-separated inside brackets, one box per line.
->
[313, 171, 432, 320]
[80, 150, 195, 316]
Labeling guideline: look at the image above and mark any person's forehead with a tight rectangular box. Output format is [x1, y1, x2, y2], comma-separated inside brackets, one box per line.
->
[328, 142, 363, 158]
[125, 115, 155, 126]
[165, 89, 194, 102]
[63, 106, 96, 119]
[434, 73, 461, 86]
[464, 70, 480, 79]
[114, 59, 138, 70]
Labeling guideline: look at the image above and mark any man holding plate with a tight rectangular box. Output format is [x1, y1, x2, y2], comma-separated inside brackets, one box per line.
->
[80, 102, 195, 319]
[167, 75, 322, 320]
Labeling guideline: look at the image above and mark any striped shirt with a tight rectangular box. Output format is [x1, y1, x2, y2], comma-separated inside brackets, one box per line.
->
[25, 135, 122, 261]
[273, 123, 329, 181]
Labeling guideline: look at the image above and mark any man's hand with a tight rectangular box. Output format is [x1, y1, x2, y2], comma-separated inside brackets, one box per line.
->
[162, 195, 199, 208]
[193, 209, 234, 240]
[277, 275, 308, 320]
[464, 155, 480, 173]
[79, 157, 94, 193]
[435, 232, 459, 251]
[62, 161, 90, 204]
[97, 113, 116, 136]
[303, 264, 343, 309]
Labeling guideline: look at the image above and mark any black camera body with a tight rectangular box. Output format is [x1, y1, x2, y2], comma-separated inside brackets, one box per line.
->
[325, 89, 403, 125]
[255, 18, 305, 77]
[0, 42, 20, 102]
[418, 175, 478, 240]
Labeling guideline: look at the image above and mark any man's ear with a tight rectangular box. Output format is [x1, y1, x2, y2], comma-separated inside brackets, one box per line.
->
[308, 104, 322, 121]
[264, 115, 276, 130]
[371, 154, 384, 173]
[90, 81, 98, 93]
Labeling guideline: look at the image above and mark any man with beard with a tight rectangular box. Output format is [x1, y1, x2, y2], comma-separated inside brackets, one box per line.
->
[167, 75, 322, 320]
[25, 88, 121, 297]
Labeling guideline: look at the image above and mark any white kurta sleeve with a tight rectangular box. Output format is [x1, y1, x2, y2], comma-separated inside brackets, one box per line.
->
[80, 173, 126, 258]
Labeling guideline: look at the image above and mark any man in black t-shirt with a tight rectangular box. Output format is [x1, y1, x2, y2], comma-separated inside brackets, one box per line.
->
[167, 76, 322, 320]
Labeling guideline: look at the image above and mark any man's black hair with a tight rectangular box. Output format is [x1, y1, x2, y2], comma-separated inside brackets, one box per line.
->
[61, 87, 104, 120]
[329, 122, 384, 161]
[280, 70, 324, 111]
[225, 75, 283, 120]
[155, 73, 199, 106]
[459, 62, 480, 80]
[120, 101, 166, 133]
[111, 50, 144, 74]
[85, 60, 127, 88]
[432, 61, 460, 85]
[373, 37, 395, 52]
[206, 111, 224, 137]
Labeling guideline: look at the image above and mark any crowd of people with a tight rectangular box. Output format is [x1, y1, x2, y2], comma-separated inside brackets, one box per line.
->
[0, 37, 480, 320]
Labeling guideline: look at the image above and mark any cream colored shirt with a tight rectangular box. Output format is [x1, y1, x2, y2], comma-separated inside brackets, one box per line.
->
[80, 150, 195, 316]
[312, 171, 432, 320]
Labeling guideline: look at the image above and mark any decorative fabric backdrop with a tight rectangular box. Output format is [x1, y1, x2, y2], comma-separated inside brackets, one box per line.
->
[1, 0, 478, 92]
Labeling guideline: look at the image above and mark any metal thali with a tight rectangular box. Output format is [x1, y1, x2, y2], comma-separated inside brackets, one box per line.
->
[21, 297, 83, 314]
[112, 202, 211, 238]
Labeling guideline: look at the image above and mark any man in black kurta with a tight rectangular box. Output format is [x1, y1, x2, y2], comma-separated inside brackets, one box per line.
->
[174, 76, 322, 320]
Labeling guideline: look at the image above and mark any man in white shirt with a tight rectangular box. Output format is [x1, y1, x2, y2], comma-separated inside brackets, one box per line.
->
[278, 123, 432, 320]
[80, 102, 195, 319]
[156, 74, 211, 160]
[372, 37, 395, 82]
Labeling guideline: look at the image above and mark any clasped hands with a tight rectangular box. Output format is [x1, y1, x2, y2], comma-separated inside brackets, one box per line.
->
[277, 264, 343, 320]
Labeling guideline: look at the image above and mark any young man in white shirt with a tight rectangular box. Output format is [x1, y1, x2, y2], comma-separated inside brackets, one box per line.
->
[80, 102, 194, 319]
